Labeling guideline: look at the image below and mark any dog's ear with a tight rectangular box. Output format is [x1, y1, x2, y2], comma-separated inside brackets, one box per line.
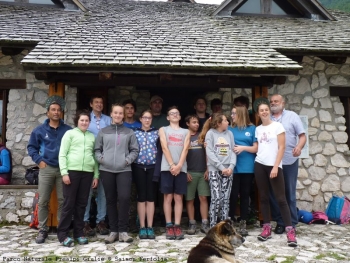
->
[221, 221, 234, 236]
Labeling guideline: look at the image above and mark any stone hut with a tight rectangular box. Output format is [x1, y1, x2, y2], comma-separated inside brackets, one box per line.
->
[0, 0, 350, 222]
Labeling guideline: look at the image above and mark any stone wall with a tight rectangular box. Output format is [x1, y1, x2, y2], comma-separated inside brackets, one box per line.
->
[0, 186, 37, 223]
[0, 50, 76, 185]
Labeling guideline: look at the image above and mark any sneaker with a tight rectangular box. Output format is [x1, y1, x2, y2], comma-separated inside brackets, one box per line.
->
[139, 228, 147, 239]
[173, 225, 184, 240]
[166, 225, 175, 240]
[187, 223, 197, 235]
[274, 224, 285, 234]
[61, 237, 74, 247]
[96, 221, 109, 235]
[75, 236, 88, 245]
[35, 230, 48, 244]
[147, 227, 155, 239]
[257, 223, 271, 241]
[239, 220, 248, 237]
[83, 222, 95, 237]
[105, 232, 118, 244]
[200, 222, 210, 234]
[286, 227, 298, 247]
[119, 232, 133, 243]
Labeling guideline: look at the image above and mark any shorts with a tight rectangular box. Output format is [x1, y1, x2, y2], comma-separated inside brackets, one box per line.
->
[186, 171, 210, 201]
[160, 171, 187, 195]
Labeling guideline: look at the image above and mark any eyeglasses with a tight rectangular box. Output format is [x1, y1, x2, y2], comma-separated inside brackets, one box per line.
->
[168, 112, 180, 116]
[141, 117, 152, 120]
[96, 119, 100, 130]
[231, 112, 236, 116]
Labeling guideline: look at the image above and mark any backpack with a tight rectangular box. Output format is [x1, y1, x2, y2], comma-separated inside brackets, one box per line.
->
[29, 192, 39, 229]
[340, 197, 350, 224]
[309, 211, 329, 224]
[0, 144, 12, 182]
[326, 195, 345, 223]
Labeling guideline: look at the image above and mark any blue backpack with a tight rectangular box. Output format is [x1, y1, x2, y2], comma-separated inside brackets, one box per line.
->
[326, 195, 344, 224]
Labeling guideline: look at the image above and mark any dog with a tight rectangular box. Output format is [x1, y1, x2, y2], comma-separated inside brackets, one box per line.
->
[187, 219, 244, 263]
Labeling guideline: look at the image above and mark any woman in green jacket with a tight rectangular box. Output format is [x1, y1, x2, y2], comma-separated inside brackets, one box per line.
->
[57, 110, 99, 247]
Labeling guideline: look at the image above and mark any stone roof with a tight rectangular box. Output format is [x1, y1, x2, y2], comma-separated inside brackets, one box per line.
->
[1, 0, 350, 74]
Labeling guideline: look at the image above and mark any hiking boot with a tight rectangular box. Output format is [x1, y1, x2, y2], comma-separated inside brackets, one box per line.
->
[83, 222, 95, 237]
[286, 227, 297, 247]
[96, 221, 109, 235]
[147, 227, 155, 239]
[239, 220, 248, 237]
[61, 237, 74, 247]
[187, 222, 197, 235]
[119, 232, 133, 243]
[139, 228, 147, 239]
[173, 225, 184, 240]
[75, 236, 88, 245]
[105, 232, 118, 244]
[166, 225, 175, 240]
[274, 224, 285, 234]
[257, 223, 271, 241]
[35, 230, 48, 244]
[200, 222, 210, 234]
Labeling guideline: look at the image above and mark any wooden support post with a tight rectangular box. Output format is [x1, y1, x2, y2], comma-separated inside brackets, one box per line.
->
[252, 86, 269, 222]
[47, 82, 65, 228]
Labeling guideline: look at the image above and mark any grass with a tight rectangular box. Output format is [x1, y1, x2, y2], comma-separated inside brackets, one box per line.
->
[168, 248, 179, 253]
[267, 254, 277, 261]
[316, 252, 346, 260]
[281, 256, 296, 263]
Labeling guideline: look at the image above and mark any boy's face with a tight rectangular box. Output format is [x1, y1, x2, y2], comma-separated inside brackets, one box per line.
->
[187, 118, 199, 132]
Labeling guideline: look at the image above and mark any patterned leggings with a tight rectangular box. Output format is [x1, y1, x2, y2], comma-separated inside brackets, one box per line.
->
[208, 171, 233, 228]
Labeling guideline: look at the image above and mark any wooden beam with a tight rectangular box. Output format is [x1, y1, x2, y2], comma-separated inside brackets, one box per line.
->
[0, 79, 26, 89]
[1, 47, 25, 56]
[319, 56, 347, 65]
[330, 86, 350, 97]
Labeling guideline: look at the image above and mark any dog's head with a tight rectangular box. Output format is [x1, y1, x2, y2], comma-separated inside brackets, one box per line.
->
[209, 219, 245, 248]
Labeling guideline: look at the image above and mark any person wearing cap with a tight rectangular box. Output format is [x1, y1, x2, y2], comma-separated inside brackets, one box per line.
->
[269, 94, 306, 234]
[210, 98, 223, 114]
[150, 95, 169, 129]
[27, 98, 72, 244]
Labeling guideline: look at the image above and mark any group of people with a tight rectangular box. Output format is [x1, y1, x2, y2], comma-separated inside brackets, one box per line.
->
[26, 92, 305, 248]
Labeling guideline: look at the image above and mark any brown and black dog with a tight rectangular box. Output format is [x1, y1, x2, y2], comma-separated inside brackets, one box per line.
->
[187, 219, 245, 263]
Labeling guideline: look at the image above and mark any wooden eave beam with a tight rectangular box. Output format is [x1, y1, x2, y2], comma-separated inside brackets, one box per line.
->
[0, 79, 26, 89]
[318, 56, 347, 65]
[1, 47, 25, 56]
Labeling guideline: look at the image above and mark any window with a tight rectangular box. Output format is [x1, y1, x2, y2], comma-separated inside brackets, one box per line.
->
[236, 0, 287, 15]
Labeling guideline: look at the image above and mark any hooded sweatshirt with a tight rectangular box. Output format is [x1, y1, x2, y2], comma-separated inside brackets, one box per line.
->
[205, 128, 236, 172]
[94, 123, 139, 173]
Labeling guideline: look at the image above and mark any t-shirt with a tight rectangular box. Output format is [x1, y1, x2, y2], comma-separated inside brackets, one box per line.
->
[228, 125, 257, 174]
[123, 120, 142, 131]
[255, 121, 285, 168]
[186, 132, 206, 172]
[160, 126, 189, 173]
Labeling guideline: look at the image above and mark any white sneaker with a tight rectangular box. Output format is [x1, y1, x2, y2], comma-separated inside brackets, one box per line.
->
[119, 232, 133, 243]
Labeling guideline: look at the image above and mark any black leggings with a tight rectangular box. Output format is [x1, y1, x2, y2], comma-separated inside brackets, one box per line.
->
[229, 173, 254, 221]
[100, 170, 132, 232]
[254, 162, 292, 226]
[133, 165, 156, 202]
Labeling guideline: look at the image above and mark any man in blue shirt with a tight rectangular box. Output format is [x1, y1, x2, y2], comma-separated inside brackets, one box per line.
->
[269, 94, 306, 234]
[84, 96, 111, 236]
[122, 99, 141, 130]
[27, 98, 71, 244]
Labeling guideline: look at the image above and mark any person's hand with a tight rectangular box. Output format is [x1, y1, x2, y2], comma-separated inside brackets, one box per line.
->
[233, 145, 244, 155]
[62, 175, 71, 185]
[171, 164, 181, 176]
[292, 146, 302, 157]
[38, 161, 47, 169]
[92, 178, 98, 188]
[204, 170, 209, 181]
[222, 168, 232, 176]
[187, 173, 192, 182]
[270, 166, 278, 178]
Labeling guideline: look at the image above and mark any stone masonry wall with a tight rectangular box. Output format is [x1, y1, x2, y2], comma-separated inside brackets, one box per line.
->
[0, 50, 76, 185]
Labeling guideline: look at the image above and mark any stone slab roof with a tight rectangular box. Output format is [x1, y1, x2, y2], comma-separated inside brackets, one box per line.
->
[1, 0, 350, 73]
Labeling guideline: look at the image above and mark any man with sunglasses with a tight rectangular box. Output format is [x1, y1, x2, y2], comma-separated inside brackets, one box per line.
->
[83, 96, 111, 237]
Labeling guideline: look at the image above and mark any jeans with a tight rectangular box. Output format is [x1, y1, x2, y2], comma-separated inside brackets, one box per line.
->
[38, 165, 63, 231]
[83, 179, 106, 223]
[57, 171, 93, 242]
[270, 159, 299, 227]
